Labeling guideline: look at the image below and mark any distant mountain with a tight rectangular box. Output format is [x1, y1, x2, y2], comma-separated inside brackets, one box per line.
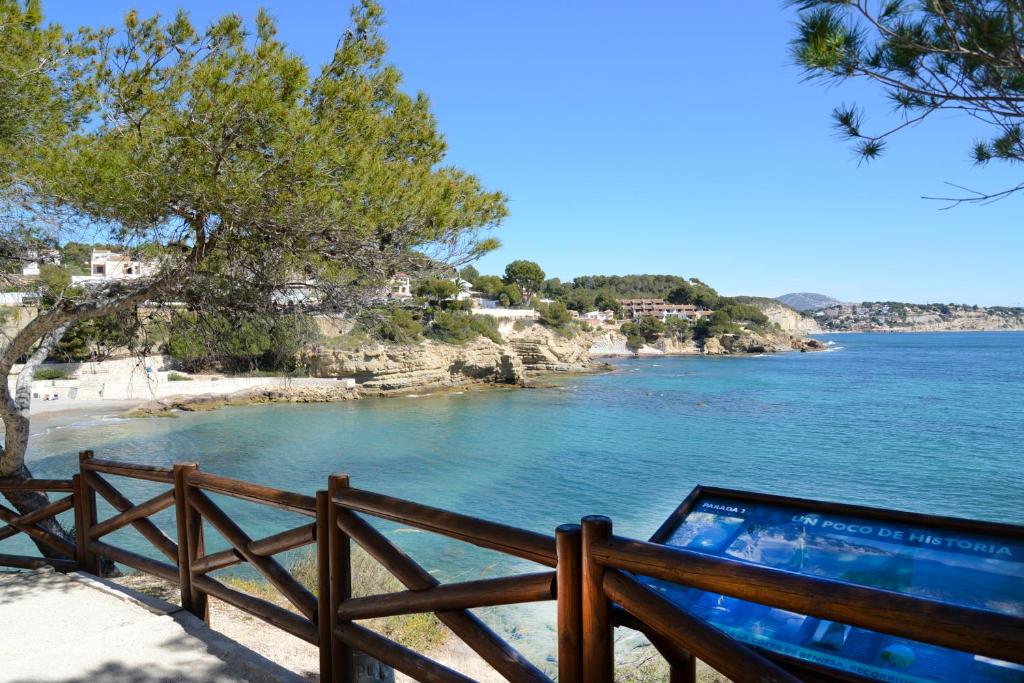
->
[776, 293, 843, 312]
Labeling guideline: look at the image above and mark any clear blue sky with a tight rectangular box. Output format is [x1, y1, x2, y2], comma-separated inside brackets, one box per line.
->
[44, 1, 1023, 306]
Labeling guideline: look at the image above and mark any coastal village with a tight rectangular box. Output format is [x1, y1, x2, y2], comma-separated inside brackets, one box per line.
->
[3, 247, 826, 411]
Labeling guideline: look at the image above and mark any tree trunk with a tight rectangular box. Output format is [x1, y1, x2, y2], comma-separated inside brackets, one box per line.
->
[0, 323, 81, 563]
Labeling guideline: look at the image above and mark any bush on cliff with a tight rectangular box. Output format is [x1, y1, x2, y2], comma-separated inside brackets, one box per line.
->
[427, 311, 501, 345]
[362, 308, 423, 344]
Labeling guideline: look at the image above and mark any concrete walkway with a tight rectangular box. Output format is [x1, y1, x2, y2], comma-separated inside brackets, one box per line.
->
[0, 568, 307, 683]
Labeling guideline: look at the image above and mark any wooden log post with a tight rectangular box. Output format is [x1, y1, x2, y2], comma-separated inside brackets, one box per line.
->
[174, 463, 199, 617]
[75, 451, 98, 575]
[581, 516, 614, 683]
[328, 474, 354, 683]
[316, 490, 334, 682]
[181, 464, 208, 622]
[556, 523, 583, 683]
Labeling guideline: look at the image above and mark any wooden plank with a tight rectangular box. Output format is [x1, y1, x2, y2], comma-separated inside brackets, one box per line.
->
[593, 536, 1024, 664]
[82, 458, 174, 484]
[605, 569, 800, 683]
[335, 622, 476, 683]
[581, 516, 613, 683]
[0, 478, 74, 492]
[0, 553, 77, 572]
[337, 507, 551, 683]
[191, 523, 316, 575]
[556, 523, 583, 683]
[0, 494, 74, 542]
[185, 470, 315, 516]
[85, 471, 179, 563]
[337, 571, 555, 620]
[89, 540, 179, 582]
[88, 489, 175, 541]
[192, 574, 318, 644]
[333, 487, 557, 567]
[189, 489, 317, 621]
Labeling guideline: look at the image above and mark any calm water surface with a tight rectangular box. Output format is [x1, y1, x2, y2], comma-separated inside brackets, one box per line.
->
[19, 332, 1024, 658]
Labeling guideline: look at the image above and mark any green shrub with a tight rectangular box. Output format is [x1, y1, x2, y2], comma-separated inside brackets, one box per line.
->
[538, 301, 572, 327]
[363, 308, 423, 344]
[428, 311, 501, 344]
[167, 372, 193, 381]
[33, 367, 67, 380]
[620, 316, 665, 344]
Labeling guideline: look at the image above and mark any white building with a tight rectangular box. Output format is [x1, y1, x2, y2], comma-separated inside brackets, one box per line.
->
[20, 249, 61, 277]
[71, 249, 154, 284]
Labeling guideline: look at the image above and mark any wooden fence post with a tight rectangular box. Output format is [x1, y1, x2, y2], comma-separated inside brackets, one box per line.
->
[173, 463, 203, 618]
[179, 463, 208, 622]
[75, 451, 98, 575]
[328, 474, 354, 683]
[556, 523, 583, 683]
[316, 490, 334, 682]
[581, 515, 614, 683]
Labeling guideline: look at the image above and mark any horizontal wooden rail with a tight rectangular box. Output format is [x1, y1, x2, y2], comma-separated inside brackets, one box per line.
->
[88, 540, 179, 582]
[338, 571, 556, 621]
[335, 622, 475, 683]
[0, 552, 76, 572]
[81, 458, 174, 484]
[0, 478, 75, 492]
[592, 535, 1024, 664]
[190, 523, 316, 576]
[604, 569, 800, 683]
[333, 487, 557, 567]
[186, 470, 316, 517]
[193, 574, 318, 644]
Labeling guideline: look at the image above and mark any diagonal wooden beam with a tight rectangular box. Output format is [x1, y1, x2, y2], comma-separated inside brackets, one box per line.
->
[191, 522, 315, 576]
[335, 622, 476, 683]
[0, 494, 74, 542]
[0, 502, 76, 558]
[336, 508, 552, 683]
[188, 488, 317, 621]
[603, 569, 800, 683]
[88, 489, 175, 541]
[85, 471, 178, 563]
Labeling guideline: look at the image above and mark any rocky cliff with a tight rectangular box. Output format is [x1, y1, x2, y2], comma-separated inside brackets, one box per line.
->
[588, 326, 819, 357]
[304, 323, 592, 395]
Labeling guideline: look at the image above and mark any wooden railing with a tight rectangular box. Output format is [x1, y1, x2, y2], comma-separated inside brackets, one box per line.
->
[0, 476, 77, 572]
[1, 456, 1022, 683]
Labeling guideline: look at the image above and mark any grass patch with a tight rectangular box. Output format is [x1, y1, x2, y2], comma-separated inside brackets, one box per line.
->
[167, 372, 193, 381]
[33, 367, 67, 380]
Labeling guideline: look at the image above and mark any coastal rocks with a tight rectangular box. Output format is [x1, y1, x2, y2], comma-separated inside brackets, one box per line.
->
[128, 383, 359, 415]
[702, 337, 726, 355]
[791, 337, 827, 352]
[305, 323, 591, 395]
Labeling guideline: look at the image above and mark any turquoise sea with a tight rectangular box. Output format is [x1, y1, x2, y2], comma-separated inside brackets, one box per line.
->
[13, 331, 1024, 660]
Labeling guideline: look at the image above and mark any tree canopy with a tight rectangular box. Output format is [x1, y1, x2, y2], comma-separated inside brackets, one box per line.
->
[791, 0, 1024, 204]
[503, 259, 545, 300]
[0, 0, 508, 555]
